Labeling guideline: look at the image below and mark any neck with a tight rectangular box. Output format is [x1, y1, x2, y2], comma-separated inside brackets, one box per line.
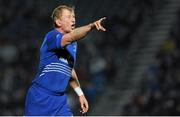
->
[55, 28, 66, 34]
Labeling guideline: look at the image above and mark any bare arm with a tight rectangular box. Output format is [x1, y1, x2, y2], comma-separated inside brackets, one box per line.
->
[69, 68, 81, 89]
[70, 69, 89, 114]
[61, 17, 106, 47]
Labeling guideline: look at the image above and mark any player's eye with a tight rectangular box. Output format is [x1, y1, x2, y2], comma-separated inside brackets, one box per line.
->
[67, 15, 71, 18]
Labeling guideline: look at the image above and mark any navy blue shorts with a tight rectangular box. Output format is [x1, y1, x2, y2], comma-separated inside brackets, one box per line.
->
[24, 84, 73, 116]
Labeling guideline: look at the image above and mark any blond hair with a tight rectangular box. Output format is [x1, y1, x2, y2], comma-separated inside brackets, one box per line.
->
[51, 5, 74, 27]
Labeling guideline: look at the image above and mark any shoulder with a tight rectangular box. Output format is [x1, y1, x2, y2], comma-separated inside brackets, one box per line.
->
[46, 29, 63, 39]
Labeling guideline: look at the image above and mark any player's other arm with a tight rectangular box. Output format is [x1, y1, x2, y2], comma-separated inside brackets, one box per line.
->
[70, 69, 89, 114]
[61, 17, 106, 47]
[70, 69, 81, 89]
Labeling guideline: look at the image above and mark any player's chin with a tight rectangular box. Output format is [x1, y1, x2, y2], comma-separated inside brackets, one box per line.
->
[69, 28, 75, 32]
[71, 26, 75, 30]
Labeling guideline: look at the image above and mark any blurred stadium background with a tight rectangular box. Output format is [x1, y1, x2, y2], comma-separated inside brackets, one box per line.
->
[1, 0, 180, 115]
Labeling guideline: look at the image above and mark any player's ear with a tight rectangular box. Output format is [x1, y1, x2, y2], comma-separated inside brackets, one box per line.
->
[55, 19, 62, 27]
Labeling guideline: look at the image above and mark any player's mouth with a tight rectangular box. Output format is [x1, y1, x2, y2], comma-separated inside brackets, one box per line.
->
[71, 24, 75, 29]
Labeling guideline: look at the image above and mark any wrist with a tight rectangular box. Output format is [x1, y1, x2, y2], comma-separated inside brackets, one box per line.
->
[89, 23, 95, 30]
[74, 87, 84, 96]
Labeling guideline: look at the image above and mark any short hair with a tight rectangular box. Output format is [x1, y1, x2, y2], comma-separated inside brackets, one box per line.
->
[51, 5, 74, 27]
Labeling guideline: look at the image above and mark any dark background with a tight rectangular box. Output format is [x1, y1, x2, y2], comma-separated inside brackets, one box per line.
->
[0, 0, 180, 115]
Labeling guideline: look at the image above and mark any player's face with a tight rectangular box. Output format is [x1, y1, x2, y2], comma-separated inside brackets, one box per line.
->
[59, 9, 75, 33]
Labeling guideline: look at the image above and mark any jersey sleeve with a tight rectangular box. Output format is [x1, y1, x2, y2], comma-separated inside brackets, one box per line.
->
[46, 32, 64, 51]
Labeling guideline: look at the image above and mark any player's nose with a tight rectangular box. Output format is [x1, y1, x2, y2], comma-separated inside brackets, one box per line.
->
[72, 18, 75, 24]
[72, 15, 75, 22]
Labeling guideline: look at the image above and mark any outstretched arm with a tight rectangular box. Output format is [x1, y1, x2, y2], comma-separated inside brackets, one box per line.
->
[69, 69, 89, 114]
[61, 17, 106, 47]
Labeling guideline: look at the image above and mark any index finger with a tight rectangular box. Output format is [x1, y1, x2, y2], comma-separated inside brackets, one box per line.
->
[100, 17, 106, 21]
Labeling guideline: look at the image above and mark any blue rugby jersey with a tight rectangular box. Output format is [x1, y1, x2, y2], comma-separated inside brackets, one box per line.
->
[32, 29, 77, 93]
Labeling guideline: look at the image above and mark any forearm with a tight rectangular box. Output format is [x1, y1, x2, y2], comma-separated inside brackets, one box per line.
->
[69, 78, 80, 89]
[70, 23, 95, 41]
[61, 23, 95, 47]
[70, 69, 84, 96]
[70, 69, 81, 89]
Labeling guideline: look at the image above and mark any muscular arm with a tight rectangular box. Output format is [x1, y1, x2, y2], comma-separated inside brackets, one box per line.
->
[61, 17, 106, 47]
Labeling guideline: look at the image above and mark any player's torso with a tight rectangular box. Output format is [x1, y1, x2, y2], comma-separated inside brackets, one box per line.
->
[33, 30, 77, 93]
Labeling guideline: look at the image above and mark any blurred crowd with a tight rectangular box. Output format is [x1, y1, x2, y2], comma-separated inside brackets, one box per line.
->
[70, 0, 152, 115]
[122, 8, 180, 116]
[0, 0, 119, 115]
[0, 0, 166, 115]
[0, 0, 43, 115]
